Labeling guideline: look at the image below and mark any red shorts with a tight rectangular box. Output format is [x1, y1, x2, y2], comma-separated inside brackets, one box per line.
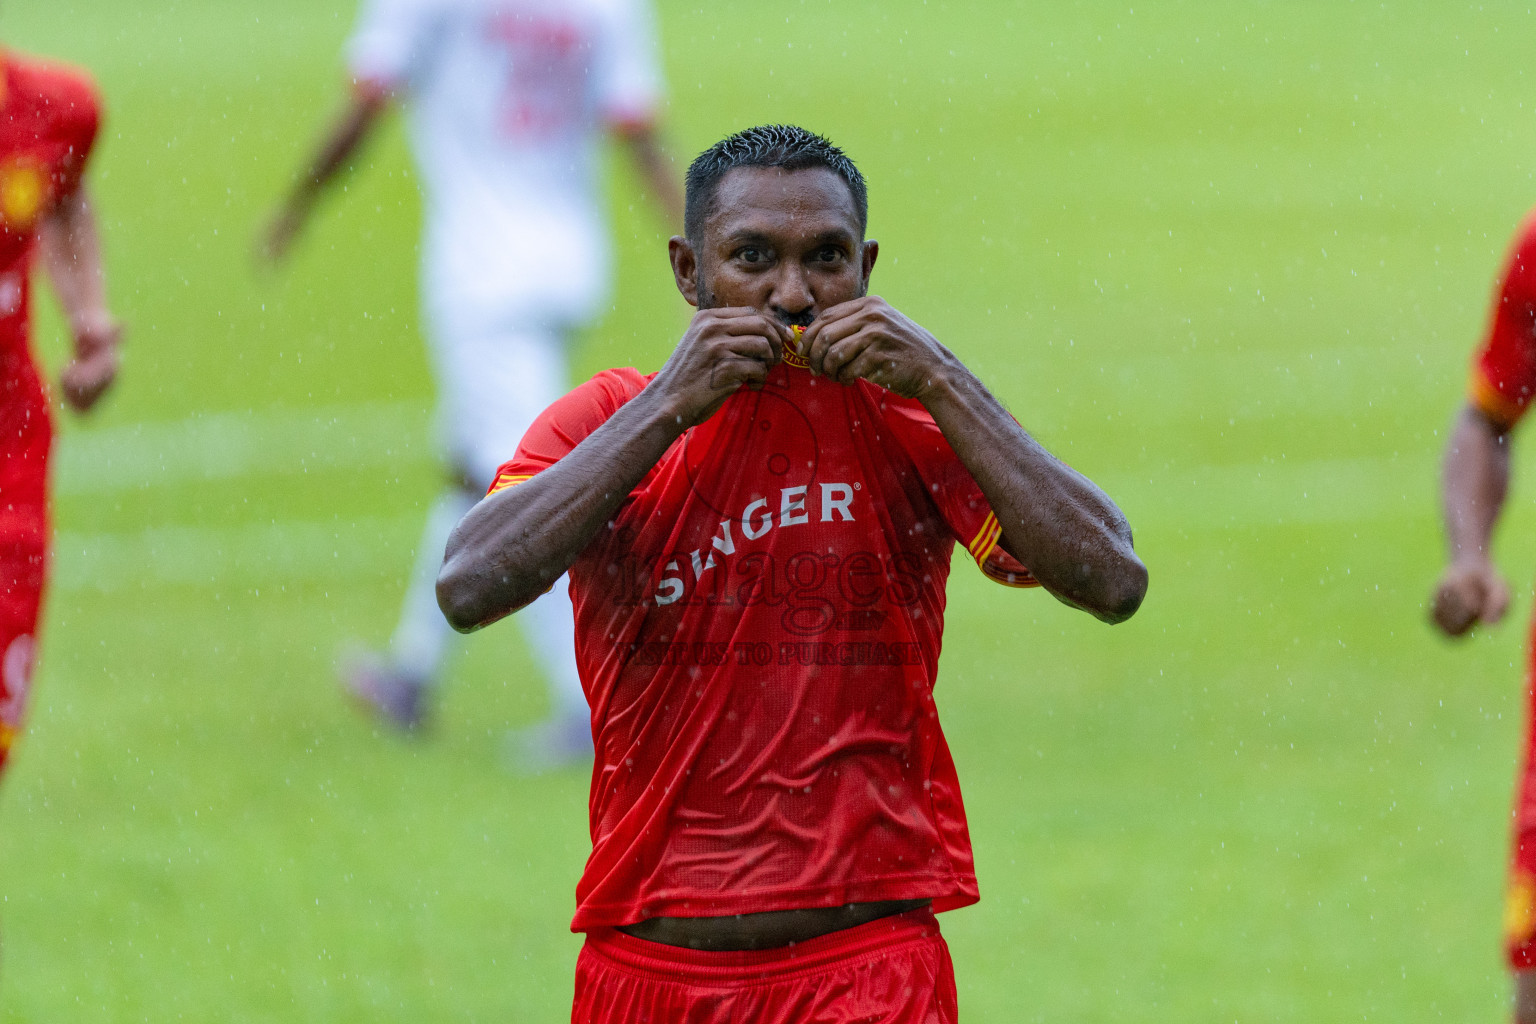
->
[1508, 616, 1536, 969]
[572, 907, 958, 1024]
[0, 426, 50, 777]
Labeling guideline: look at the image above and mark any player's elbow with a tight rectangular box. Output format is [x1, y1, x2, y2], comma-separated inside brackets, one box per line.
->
[435, 560, 486, 634]
[436, 552, 545, 633]
[1089, 553, 1148, 625]
[435, 552, 518, 634]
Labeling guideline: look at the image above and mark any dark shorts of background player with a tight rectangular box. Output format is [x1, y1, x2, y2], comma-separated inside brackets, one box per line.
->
[1507, 616, 1536, 969]
[572, 906, 958, 1024]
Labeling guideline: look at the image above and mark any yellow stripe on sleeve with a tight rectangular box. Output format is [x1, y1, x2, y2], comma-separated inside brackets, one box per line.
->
[487, 472, 532, 496]
[1509, 872, 1536, 948]
[968, 510, 1040, 588]
[966, 512, 1000, 561]
[1470, 368, 1527, 429]
[982, 560, 1041, 588]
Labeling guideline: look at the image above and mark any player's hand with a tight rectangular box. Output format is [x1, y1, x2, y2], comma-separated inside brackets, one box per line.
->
[802, 296, 953, 399]
[60, 314, 122, 413]
[1430, 557, 1511, 637]
[652, 307, 791, 427]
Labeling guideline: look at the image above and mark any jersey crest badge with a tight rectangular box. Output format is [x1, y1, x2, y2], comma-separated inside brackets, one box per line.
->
[0, 158, 47, 232]
[783, 324, 809, 369]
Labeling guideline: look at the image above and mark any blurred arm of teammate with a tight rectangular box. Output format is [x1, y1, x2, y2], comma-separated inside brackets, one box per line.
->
[38, 185, 122, 413]
[1431, 403, 1513, 636]
[613, 121, 684, 229]
[437, 308, 792, 632]
[803, 296, 1147, 624]
[258, 85, 390, 265]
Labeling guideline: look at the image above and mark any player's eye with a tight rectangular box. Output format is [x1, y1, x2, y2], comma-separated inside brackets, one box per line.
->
[737, 246, 767, 263]
[814, 246, 843, 263]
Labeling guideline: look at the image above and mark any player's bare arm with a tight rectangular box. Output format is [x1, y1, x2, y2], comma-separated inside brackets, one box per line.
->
[1432, 402, 1513, 636]
[436, 307, 791, 632]
[614, 122, 684, 229]
[804, 297, 1147, 623]
[37, 185, 121, 413]
[259, 87, 389, 264]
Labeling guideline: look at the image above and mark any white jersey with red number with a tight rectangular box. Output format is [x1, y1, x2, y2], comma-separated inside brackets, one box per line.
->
[347, 0, 664, 334]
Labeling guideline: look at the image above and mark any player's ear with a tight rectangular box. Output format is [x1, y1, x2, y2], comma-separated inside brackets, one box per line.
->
[669, 236, 701, 308]
[859, 240, 879, 294]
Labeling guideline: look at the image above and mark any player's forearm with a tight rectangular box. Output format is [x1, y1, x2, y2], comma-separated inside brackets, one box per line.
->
[38, 188, 113, 336]
[286, 93, 387, 213]
[437, 388, 687, 632]
[920, 361, 1146, 624]
[1442, 404, 1511, 564]
[621, 128, 684, 229]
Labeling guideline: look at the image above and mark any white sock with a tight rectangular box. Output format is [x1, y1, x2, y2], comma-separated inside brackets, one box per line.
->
[389, 488, 477, 682]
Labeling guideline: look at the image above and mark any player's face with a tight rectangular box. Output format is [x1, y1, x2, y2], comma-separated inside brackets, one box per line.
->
[671, 166, 877, 325]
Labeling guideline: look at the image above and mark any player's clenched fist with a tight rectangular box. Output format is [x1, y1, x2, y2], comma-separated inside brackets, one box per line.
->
[60, 314, 121, 413]
[802, 296, 953, 399]
[1431, 558, 1511, 637]
[652, 307, 791, 427]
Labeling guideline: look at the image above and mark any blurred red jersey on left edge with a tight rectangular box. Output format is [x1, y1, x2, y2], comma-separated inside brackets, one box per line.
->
[0, 52, 100, 446]
[0, 51, 101, 771]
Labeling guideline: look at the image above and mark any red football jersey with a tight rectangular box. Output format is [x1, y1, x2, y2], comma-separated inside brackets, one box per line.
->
[491, 352, 1036, 931]
[1471, 210, 1536, 427]
[0, 54, 99, 770]
[0, 52, 100, 481]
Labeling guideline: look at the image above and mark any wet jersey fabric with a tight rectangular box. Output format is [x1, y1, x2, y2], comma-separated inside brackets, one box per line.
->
[573, 906, 957, 1023]
[1462, 213, 1536, 966]
[0, 54, 97, 463]
[1471, 210, 1536, 428]
[490, 356, 1035, 931]
[0, 52, 100, 772]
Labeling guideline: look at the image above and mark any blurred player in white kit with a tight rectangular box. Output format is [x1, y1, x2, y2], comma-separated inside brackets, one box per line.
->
[262, 0, 682, 766]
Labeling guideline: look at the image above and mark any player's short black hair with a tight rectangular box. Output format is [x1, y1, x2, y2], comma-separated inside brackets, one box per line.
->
[684, 125, 868, 243]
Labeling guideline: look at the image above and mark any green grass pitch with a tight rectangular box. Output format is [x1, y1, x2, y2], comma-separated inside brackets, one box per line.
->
[4, 0, 1536, 1019]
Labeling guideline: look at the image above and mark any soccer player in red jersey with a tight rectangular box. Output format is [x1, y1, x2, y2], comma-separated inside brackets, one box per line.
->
[1433, 210, 1536, 1022]
[0, 49, 121, 779]
[438, 125, 1147, 1021]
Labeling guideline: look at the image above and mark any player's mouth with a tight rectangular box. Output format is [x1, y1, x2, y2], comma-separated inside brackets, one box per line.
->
[774, 310, 815, 329]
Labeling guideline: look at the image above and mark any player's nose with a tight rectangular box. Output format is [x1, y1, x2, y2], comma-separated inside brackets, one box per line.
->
[769, 264, 814, 319]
